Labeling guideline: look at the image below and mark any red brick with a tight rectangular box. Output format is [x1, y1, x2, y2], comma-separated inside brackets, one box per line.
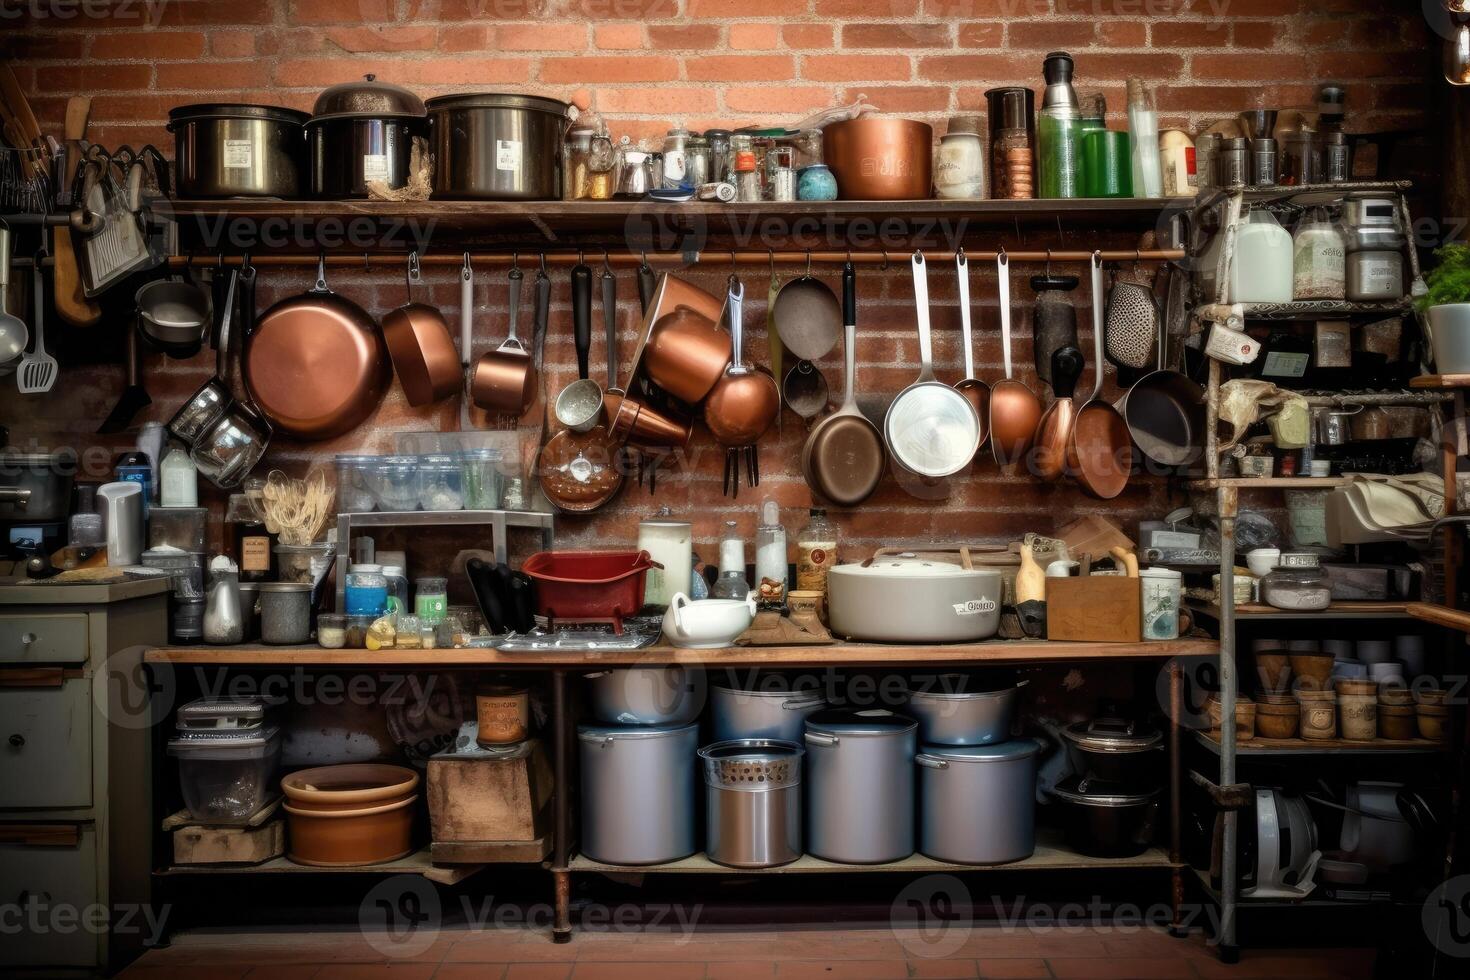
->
[688, 0, 788, 14]
[289, 0, 395, 25]
[3, 33, 86, 60]
[1076, 52, 1185, 79]
[1099, 21, 1148, 46]
[91, 30, 205, 60]
[35, 63, 153, 91]
[1151, 21, 1228, 47]
[540, 55, 677, 83]
[437, 25, 493, 51]
[956, 22, 1003, 48]
[1007, 20, 1096, 48]
[1311, 50, 1423, 79]
[724, 86, 831, 114]
[843, 85, 952, 113]
[842, 23, 951, 47]
[802, 55, 913, 82]
[388, 58, 534, 85]
[495, 23, 586, 50]
[1231, 22, 1279, 48]
[687, 55, 794, 82]
[210, 31, 256, 57]
[1057, 0, 1186, 13]
[152, 2, 276, 27]
[647, 25, 721, 48]
[729, 24, 780, 50]
[594, 24, 644, 49]
[325, 25, 437, 51]
[595, 88, 718, 114]
[818, 0, 920, 14]
[783, 24, 833, 48]
[571, 0, 678, 18]
[1185, 0, 1296, 13]
[918, 54, 1033, 82]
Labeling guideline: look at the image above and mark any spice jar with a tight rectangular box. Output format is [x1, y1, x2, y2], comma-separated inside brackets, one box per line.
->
[733, 148, 761, 203]
[796, 508, 838, 595]
[259, 582, 312, 645]
[1296, 689, 1337, 740]
[712, 520, 750, 600]
[415, 576, 448, 624]
[661, 128, 689, 188]
[1323, 131, 1350, 183]
[1217, 137, 1249, 188]
[985, 86, 1035, 200]
[704, 129, 732, 182]
[1343, 193, 1405, 302]
[1279, 131, 1322, 186]
[1194, 133, 1220, 191]
[685, 134, 710, 187]
[1291, 206, 1346, 301]
[476, 682, 530, 746]
[317, 612, 347, 649]
[1260, 566, 1331, 612]
[934, 115, 984, 200]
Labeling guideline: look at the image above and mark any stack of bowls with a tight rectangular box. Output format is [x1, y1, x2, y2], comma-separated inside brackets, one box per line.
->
[281, 764, 419, 866]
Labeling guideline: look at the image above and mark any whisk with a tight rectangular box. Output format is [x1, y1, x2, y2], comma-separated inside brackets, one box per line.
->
[0, 144, 52, 215]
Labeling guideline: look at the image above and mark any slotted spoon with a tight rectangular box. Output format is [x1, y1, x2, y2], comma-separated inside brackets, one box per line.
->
[18, 264, 56, 393]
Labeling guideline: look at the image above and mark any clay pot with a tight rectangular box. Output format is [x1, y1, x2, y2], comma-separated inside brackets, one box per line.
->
[284, 794, 417, 867]
[1206, 694, 1256, 742]
[1416, 688, 1449, 707]
[1334, 678, 1378, 698]
[1296, 690, 1337, 740]
[1377, 687, 1414, 707]
[1378, 703, 1416, 741]
[281, 764, 420, 807]
[1255, 700, 1300, 739]
[1289, 654, 1334, 691]
[1254, 653, 1291, 694]
[1418, 703, 1451, 742]
[1338, 694, 1377, 741]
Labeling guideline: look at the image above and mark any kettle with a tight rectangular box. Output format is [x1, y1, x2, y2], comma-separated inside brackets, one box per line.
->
[95, 481, 143, 566]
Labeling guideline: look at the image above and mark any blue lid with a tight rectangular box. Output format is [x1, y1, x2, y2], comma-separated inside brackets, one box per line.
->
[919, 739, 1041, 763]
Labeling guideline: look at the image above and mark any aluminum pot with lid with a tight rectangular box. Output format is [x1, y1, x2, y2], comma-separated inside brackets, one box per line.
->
[1051, 775, 1160, 857]
[168, 103, 308, 199]
[701, 738, 803, 868]
[1061, 715, 1164, 785]
[827, 548, 1002, 643]
[710, 670, 826, 742]
[308, 75, 427, 198]
[917, 738, 1040, 864]
[902, 671, 1027, 746]
[585, 666, 705, 726]
[804, 709, 916, 863]
[578, 722, 697, 865]
[426, 93, 572, 200]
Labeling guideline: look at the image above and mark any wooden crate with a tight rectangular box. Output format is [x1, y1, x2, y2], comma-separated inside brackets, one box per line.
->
[427, 738, 553, 844]
[1045, 577, 1141, 643]
[170, 820, 285, 865]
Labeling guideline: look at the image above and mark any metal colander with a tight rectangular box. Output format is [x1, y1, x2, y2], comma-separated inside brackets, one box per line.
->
[700, 739, 803, 790]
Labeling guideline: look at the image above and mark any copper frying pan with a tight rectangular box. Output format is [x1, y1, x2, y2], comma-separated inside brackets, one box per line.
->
[244, 255, 391, 441]
[382, 251, 461, 407]
[988, 252, 1042, 470]
[1068, 252, 1133, 499]
[953, 251, 989, 451]
[802, 262, 885, 506]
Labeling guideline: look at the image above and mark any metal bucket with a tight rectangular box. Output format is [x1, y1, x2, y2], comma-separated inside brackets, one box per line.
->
[803, 709, 916, 863]
[710, 676, 826, 742]
[917, 739, 1039, 864]
[701, 739, 803, 868]
[578, 722, 697, 865]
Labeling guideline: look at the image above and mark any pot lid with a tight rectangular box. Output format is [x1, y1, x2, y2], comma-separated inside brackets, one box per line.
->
[1052, 774, 1161, 807]
[577, 721, 698, 742]
[904, 671, 1020, 700]
[712, 670, 823, 698]
[168, 103, 310, 126]
[167, 724, 280, 751]
[311, 74, 425, 121]
[257, 582, 312, 593]
[1062, 716, 1163, 754]
[425, 92, 571, 117]
[698, 738, 804, 763]
[175, 696, 269, 728]
[921, 739, 1040, 763]
[806, 708, 917, 737]
[829, 554, 998, 581]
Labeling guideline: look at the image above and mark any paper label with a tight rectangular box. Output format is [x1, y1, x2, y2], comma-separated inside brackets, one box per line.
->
[952, 598, 997, 616]
[223, 139, 253, 169]
[361, 153, 390, 181]
[1261, 351, 1310, 378]
[496, 139, 521, 172]
[241, 536, 271, 572]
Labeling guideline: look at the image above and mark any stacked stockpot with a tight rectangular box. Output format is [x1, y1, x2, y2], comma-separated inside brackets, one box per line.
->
[1053, 714, 1165, 857]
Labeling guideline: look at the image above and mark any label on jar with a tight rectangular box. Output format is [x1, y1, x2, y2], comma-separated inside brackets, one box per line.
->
[416, 593, 447, 622]
[223, 139, 253, 169]
[796, 540, 836, 593]
[1261, 351, 1310, 378]
[496, 139, 521, 172]
[361, 153, 390, 181]
[241, 535, 271, 572]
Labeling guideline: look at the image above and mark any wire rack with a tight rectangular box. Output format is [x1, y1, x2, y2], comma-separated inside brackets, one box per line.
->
[0, 143, 53, 216]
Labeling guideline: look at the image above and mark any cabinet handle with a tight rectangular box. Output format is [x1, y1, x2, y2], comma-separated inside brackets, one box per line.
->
[20, 632, 35, 646]
[8, 734, 23, 748]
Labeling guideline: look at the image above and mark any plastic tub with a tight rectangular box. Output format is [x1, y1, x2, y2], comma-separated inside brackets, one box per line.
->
[370, 455, 419, 511]
[521, 550, 661, 628]
[335, 454, 379, 513]
[167, 726, 282, 825]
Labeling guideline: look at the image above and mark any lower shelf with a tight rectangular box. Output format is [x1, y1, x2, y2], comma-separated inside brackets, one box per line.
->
[1194, 730, 1445, 756]
[158, 847, 435, 875]
[571, 831, 1173, 874]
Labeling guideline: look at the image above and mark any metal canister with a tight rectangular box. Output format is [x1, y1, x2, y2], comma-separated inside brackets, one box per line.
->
[1218, 137, 1249, 188]
[701, 739, 803, 868]
[1324, 132, 1350, 183]
[1194, 132, 1220, 191]
[1250, 138, 1277, 187]
[770, 165, 796, 202]
[475, 682, 529, 745]
[685, 135, 710, 187]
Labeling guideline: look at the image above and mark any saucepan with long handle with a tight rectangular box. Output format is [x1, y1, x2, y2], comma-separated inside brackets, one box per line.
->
[988, 251, 1042, 471]
[1067, 252, 1133, 498]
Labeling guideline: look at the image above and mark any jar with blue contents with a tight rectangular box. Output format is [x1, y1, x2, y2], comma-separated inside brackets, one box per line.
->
[345, 563, 389, 618]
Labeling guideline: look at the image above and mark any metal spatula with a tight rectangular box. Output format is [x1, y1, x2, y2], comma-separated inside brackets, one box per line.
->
[18, 265, 56, 393]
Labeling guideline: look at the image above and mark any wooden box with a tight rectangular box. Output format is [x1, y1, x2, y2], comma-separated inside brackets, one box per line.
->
[170, 819, 285, 865]
[427, 737, 553, 844]
[1045, 576, 1142, 643]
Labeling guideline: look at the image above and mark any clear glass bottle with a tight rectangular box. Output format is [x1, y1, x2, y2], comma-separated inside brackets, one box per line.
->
[685, 134, 710, 187]
[160, 445, 198, 507]
[225, 490, 274, 582]
[661, 128, 689, 188]
[796, 508, 838, 595]
[754, 499, 788, 608]
[1292, 206, 1347, 301]
[1037, 51, 1082, 199]
[1126, 78, 1162, 198]
[704, 129, 732, 182]
[712, 520, 750, 600]
[934, 115, 985, 200]
[380, 563, 410, 617]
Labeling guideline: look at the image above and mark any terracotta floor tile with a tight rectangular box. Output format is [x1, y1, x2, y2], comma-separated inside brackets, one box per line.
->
[569, 963, 707, 980]
[120, 968, 253, 980]
[705, 962, 778, 978]
[973, 960, 1051, 979]
[1190, 952, 1373, 979]
[312, 965, 439, 980]
[444, 936, 579, 963]
[244, 967, 323, 980]
[775, 960, 912, 979]
[504, 965, 576, 980]
[433, 965, 509, 980]
[1047, 956, 1196, 979]
[907, 958, 981, 977]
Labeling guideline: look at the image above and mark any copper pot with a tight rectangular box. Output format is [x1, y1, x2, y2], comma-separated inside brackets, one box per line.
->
[704, 280, 779, 446]
[822, 117, 934, 200]
[382, 302, 461, 406]
[643, 305, 731, 404]
[471, 268, 537, 414]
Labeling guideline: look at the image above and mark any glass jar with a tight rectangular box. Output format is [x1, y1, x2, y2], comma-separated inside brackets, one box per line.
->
[796, 508, 838, 595]
[317, 613, 347, 649]
[1323, 131, 1350, 183]
[712, 519, 749, 600]
[381, 563, 410, 617]
[416, 454, 463, 511]
[1279, 132, 1322, 186]
[733, 150, 761, 203]
[335, 454, 378, 513]
[704, 129, 732, 182]
[371, 455, 418, 511]
[501, 476, 528, 511]
[275, 542, 332, 587]
[985, 86, 1035, 200]
[1259, 566, 1331, 612]
[563, 110, 618, 201]
[1292, 207, 1346, 301]
[226, 492, 274, 582]
[685, 135, 710, 187]
[459, 448, 503, 510]
[415, 576, 448, 624]
[754, 499, 787, 608]
[661, 128, 689, 188]
[392, 614, 424, 650]
[345, 563, 389, 618]
[934, 115, 984, 200]
[766, 146, 796, 201]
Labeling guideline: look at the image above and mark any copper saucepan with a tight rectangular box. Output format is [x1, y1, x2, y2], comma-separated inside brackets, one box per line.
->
[988, 252, 1043, 471]
[1067, 252, 1133, 499]
[704, 277, 779, 494]
[643, 304, 731, 404]
[382, 251, 461, 407]
[471, 264, 537, 415]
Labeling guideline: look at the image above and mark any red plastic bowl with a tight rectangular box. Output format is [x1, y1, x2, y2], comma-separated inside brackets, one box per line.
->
[521, 550, 662, 629]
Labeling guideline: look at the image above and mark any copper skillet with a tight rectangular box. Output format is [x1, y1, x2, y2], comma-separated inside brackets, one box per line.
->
[381, 251, 462, 407]
[988, 251, 1043, 471]
[802, 262, 885, 506]
[1067, 252, 1133, 498]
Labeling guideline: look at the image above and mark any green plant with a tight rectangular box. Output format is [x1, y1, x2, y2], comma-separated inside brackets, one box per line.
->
[1418, 243, 1470, 311]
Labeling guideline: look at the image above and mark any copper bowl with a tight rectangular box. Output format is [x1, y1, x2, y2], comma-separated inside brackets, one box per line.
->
[284, 794, 417, 867]
[382, 302, 462, 407]
[822, 117, 934, 200]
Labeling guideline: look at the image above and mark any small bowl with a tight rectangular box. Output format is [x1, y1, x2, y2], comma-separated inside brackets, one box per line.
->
[1245, 548, 1281, 578]
[661, 592, 756, 649]
[555, 378, 605, 433]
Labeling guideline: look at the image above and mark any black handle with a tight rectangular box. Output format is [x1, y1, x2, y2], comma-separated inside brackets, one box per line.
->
[1051, 346, 1085, 400]
[9, 734, 23, 748]
[572, 262, 592, 381]
[534, 270, 551, 363]
[507, 571, 537, 634]
[842, 261, 855, 326]
[638, 262, 656, 313]
[601, 268, 617, 386]
[465, 559, 508, 635]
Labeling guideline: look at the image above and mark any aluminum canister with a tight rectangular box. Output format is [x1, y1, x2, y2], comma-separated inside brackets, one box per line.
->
[1324, 132, 1350, 183]
[701, 739, 803, 868]
[578, 722, 698, 865]
[1217, 137, 1249, 188]
[803, 709, 917, 863]
[917, 739, 1039, 864]
[1250, 138, 1277, 186]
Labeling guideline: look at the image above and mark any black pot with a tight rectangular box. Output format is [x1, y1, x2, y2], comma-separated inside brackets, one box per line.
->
[1061, 715, 1164, 786]
[308, 116, 426, 198]
[1052, 776, 1160, 857]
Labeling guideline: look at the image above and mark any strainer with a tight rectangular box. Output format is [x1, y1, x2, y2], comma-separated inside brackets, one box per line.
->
[700, 738, 803, 790]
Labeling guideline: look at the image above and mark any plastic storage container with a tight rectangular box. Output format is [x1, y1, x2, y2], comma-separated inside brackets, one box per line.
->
[335, 454, 379, 513]
[148, 506, 209, 552]
[167, 725, 282, 825]
[459, 448, 504, 509]
[371, 455, 419, 511]
[416, 454, 463, 511]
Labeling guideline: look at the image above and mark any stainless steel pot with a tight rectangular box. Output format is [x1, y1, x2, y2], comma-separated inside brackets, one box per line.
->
[917, 739, 1039, 864]
[168, 104, 308, 199]
[903, 673, 1027, 746]
[711, 673, 826, 742]
[1051, 775, 1160, 857]
[136, 277, 210, 358]
[701, 739, 803, 869]
[827, 548, 1002, 643]
[804, 709, 916, 863]
[0, 450, 77, 522]
[578, 722, 697, 865]
[585, 667, 705, 726]
[308, 75, 427, 198]
[426, 93, 571, 200]
[1061, 716, 1164, 785]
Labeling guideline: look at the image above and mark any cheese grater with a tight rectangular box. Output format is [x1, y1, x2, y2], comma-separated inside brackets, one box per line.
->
[76, 148, 154, 297]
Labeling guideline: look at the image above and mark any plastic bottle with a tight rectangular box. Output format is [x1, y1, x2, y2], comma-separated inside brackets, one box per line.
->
[1127, 77, 1162, 198]
[754, 500, 788, 608]
[796, 508, 838, 595]
[1037, 52, 1082, 199]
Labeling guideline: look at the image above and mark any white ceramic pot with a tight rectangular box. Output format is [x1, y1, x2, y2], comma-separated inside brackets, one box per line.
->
[1428, 303, 1470, 374]
[1245, 548, 1281, 578]
[661, 592, 756, 649]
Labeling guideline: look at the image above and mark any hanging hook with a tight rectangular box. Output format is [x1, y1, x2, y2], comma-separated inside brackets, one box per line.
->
[1045, 248, 1052, 278]
[768, 248, 775, 280]
[539, 251, 548, 277]
[462, 251, 472, 281]
[577, 248, 585, 266]
[804, 251, 813, 277]
[363, 252, 371, 273]
[602, 247, 612, 275]
[998, 244, 1008, 268]
[880, 248, 889, 272]
[957, 245, 966, 268]
[640, 249, 651, 274]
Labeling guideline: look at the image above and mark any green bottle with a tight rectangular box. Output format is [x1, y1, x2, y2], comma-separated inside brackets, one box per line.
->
[1038, 52, 1081, 199]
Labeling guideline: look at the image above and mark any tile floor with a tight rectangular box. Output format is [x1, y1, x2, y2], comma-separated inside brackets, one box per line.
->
[119, 923, 1375, 979]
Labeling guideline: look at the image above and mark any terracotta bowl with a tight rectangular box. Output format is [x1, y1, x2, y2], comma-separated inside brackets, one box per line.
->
[285, 794, 417, 867]
[281, 764, 420, 807]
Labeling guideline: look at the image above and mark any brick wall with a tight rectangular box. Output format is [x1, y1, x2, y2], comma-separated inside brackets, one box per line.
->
[1, 1, 1437, 566]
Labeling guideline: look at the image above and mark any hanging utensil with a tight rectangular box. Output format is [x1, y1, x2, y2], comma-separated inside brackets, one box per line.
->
[98, 324, 151, 435]
[802, 261, 885, 507]
[782, 359, 828, 425]
[1068, 251, 1134, 499]
[555, 259, 603, 433]
[601, 251, 617, 385]
[471, 261, 537, 415]
[382, 250, 461, 406]
[705, 277, 779, 497]
[1031, 345, 1084, 482]
[1115, 286, 1205, 468]
[0, 222, 28, 375]
[988, 251, 1042, 471]
[637, 252, 656, 314]
[953, 249, 990, 452]
[51, 94, 99, 327]
[767, 256, 783, 434]
[771, 253, 840, 426]
[459, 252, 475, 430]
[884, 252, 981, 479]
[18, 257, 57, 393]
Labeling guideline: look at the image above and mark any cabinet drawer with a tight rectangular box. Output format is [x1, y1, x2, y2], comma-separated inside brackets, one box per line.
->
[0, 823, 100, 969]
[0, 678, 93, 809]
[0, 614, 89, 664]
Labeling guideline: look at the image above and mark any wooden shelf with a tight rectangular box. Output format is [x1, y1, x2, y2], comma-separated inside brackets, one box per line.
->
[1194, 731, 1444, 756]
[1405, 601, 1470, 632]
[143, 638, 1217, 668]
[1188, 601, 1410, 621]
[158, 847, 435, 875]
[1189, 477, 1346, 490]
[571, 830, 1173, 875]
[431, 836, 550, 865]
[1410, 374, 1470, 390]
